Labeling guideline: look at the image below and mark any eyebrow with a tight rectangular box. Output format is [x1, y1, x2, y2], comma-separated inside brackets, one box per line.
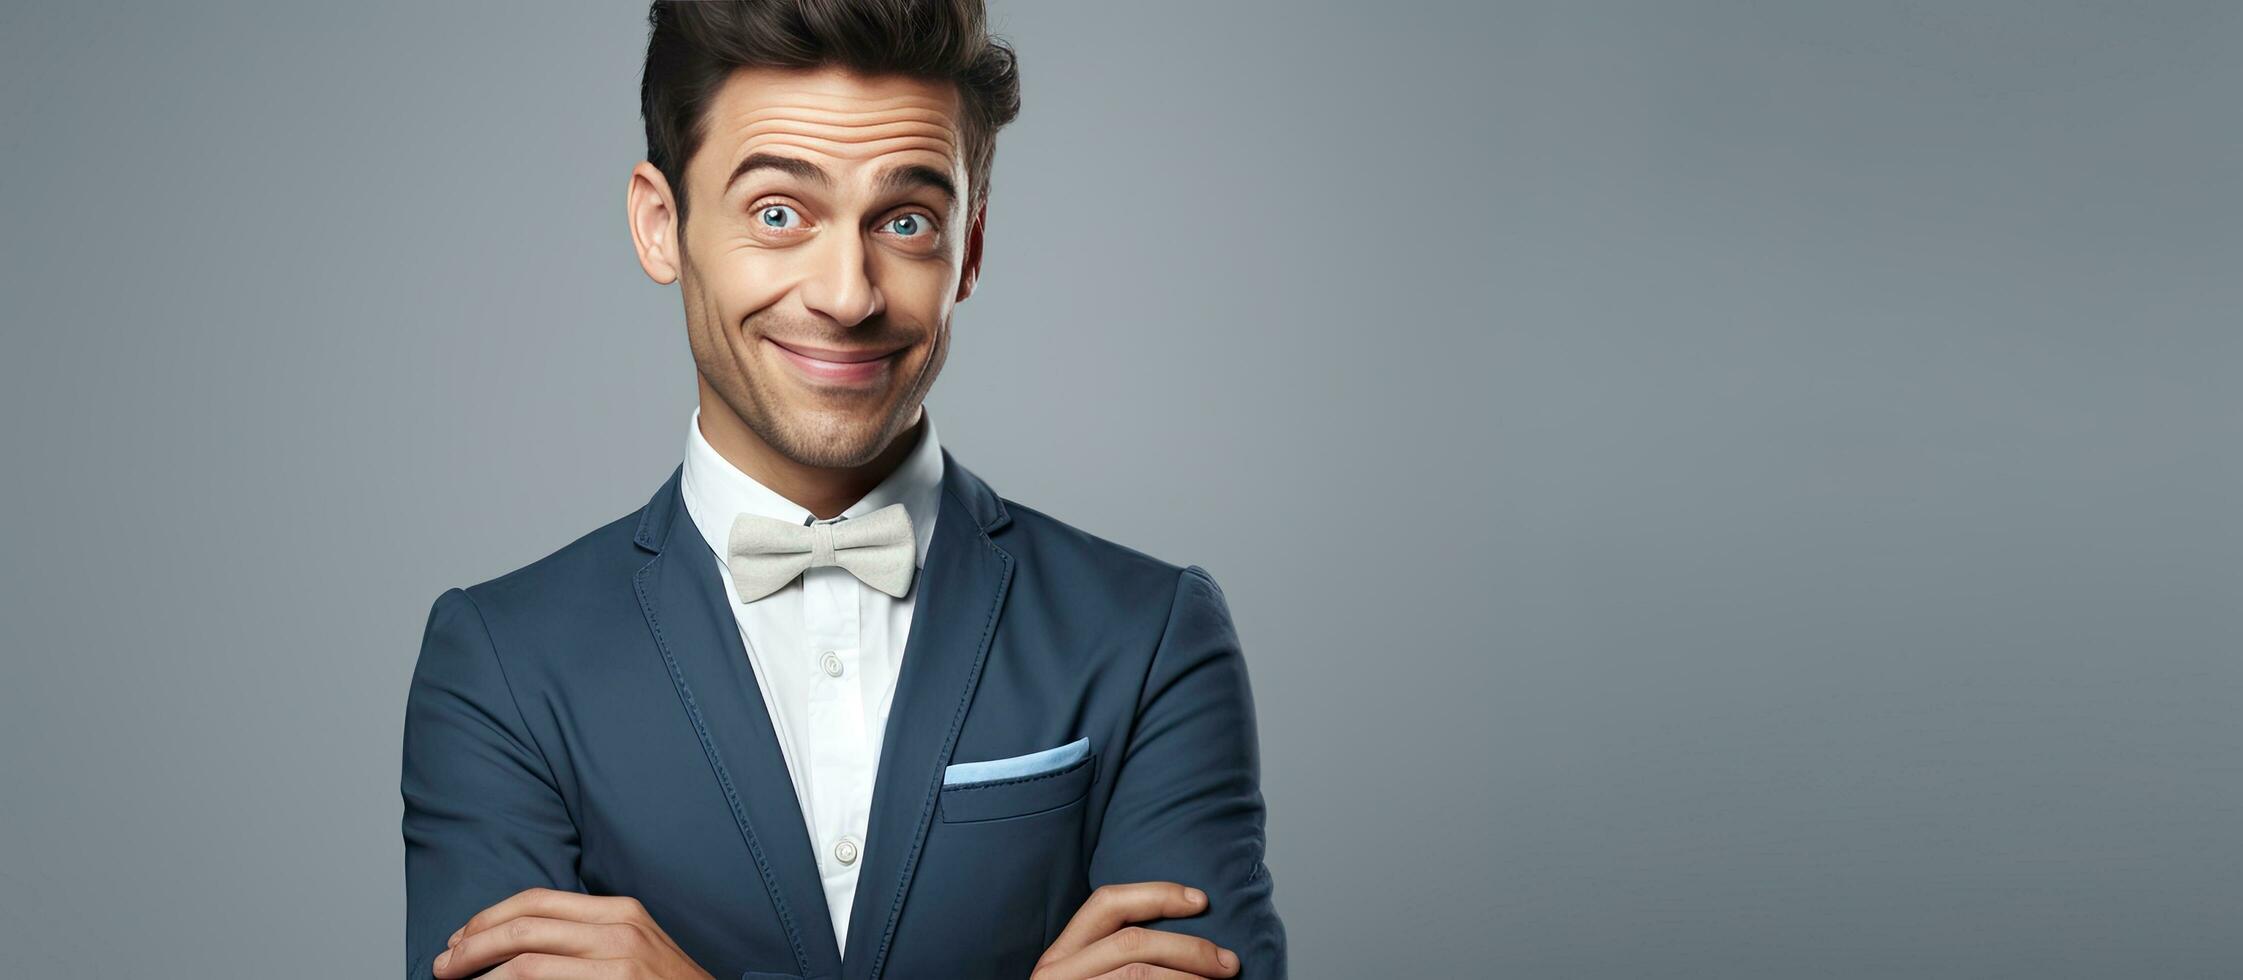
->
[725, 152, 957, 207]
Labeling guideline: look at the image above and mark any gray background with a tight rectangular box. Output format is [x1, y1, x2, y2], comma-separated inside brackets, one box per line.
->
[2, 1, 2236, 976]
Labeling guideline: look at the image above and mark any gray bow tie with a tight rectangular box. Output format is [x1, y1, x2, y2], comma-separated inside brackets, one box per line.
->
[726, 501, 917, 603]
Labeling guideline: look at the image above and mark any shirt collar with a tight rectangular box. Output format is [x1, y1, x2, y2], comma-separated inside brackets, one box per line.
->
[680, 404, 945, 571]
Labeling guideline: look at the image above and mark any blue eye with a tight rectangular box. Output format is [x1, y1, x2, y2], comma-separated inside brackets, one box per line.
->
[756, 204, 802, 229]
[886, 213, 927, 236]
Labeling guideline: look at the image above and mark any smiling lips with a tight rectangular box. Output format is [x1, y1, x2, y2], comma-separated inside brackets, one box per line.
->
[767, 337, 901, 387]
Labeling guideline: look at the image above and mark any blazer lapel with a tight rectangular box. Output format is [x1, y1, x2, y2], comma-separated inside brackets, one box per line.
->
[840, 448, 1015, 980]
[632, 464, 845, 980]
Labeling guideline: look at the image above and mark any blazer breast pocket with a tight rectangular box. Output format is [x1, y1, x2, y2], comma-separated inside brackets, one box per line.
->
[940, 736, 1097, 823]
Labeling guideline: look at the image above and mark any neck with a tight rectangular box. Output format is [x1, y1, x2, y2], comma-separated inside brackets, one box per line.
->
[694, 374, 923, 521]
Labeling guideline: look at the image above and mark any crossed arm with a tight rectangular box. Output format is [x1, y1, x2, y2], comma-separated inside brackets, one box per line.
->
[402, 565, 1284, 978]
[1066, 565, 1288, 977]
[401, 587, 586, 977]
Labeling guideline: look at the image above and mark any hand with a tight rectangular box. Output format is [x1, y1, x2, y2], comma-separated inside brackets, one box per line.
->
[432, 887, 715, 979]
[1031, 881, 1241, 980]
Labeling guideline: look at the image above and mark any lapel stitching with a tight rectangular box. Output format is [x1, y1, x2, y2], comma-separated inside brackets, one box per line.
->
[635, 519, 821, 978]
[856, 480, 1014, 980]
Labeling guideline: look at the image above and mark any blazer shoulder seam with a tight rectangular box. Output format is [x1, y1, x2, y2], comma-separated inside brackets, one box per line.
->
[1131, 566, 1198, 749]
[454, 586, 569, 801]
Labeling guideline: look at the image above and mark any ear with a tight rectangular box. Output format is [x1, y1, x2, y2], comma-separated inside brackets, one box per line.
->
[627, 161, 682, 285]
[955, 196, 986, 302]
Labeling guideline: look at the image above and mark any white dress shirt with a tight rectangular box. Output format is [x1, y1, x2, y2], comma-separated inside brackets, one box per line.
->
[678, 404, 944, 957]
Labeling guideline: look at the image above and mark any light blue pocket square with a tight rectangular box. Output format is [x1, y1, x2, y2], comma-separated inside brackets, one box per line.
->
[943, 736, 1091, 787]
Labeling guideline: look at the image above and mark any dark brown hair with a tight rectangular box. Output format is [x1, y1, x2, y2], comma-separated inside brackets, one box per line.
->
[640, 0, 1022, 229]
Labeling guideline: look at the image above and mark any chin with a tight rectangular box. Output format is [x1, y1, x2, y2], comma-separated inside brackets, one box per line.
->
[767, 403, 901, 466]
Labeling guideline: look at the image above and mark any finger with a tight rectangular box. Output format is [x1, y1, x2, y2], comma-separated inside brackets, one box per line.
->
[454, 888, 650, 943]
[1054, 925, 1239, 980]
[1041, 881, 1209, 965]
[1089, 968, 1208, 980]
[433, 916, 639, 978]
[480, 952, 633, 979]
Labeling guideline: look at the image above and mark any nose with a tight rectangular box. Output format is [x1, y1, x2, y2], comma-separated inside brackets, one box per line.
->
[796, 228, 886, 327]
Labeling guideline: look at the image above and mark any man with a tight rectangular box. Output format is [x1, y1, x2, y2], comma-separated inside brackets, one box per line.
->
[400, 2, 1286, 978]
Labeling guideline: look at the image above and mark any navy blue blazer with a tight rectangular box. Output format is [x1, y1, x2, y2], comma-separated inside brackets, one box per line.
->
[402, 449, 1286, 979]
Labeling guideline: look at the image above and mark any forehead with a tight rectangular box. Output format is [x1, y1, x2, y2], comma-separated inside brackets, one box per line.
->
[694, 65, 964, 190]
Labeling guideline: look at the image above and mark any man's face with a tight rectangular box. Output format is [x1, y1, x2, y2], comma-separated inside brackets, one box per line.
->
[632, 65, 981, 469]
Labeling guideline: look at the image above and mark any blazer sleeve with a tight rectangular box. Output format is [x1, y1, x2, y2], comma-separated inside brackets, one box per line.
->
[1088, 564, 1289, 977]
[401, 587, 583, 979]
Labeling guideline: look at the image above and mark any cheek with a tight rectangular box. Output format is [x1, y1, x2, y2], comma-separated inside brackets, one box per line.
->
[871, 253, 961, 321]
[703, 248, 796, 329]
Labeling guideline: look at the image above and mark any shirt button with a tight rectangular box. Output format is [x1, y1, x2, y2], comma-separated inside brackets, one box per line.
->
[821, 650, 844, 677]
[834, 835, 860, 865]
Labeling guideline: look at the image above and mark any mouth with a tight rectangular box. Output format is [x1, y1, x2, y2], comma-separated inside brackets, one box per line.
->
[766, 337, 903, 389]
